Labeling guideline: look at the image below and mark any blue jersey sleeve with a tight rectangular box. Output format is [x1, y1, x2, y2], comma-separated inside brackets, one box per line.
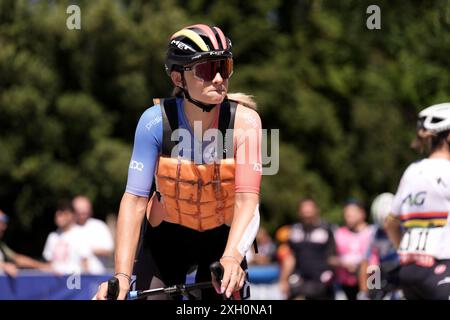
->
[125, 105, 162, 197]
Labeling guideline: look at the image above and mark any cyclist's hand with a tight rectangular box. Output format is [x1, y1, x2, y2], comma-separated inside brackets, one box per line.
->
[95, 277, 129, 300]
[219, 256, 245, 299]
[95, 281, 109, 300]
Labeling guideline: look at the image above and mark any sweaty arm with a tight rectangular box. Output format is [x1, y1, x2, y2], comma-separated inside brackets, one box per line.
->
[218, 106, 262, 298]
[385, 215, 402, 249]
[113, 106, 162, 297]
[222, 106, 262, 262]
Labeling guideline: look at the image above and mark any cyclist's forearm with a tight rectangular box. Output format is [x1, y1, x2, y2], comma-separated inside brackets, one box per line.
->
[222, 192, 260, 262]
[114, 193, 147, 276]
[385, 215, 402, 249]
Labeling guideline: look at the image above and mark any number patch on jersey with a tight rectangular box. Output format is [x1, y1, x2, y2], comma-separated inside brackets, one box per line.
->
[398, 227, 443, 266]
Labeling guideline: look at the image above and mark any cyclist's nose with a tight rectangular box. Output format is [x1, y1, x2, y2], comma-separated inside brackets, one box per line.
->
[212, 72, 223, 84]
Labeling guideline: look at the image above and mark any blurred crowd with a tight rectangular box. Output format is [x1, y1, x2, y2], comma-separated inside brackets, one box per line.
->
[1, 194, 400, 300]
[246, 196, 401, 300]
[0, 196, 114, 277]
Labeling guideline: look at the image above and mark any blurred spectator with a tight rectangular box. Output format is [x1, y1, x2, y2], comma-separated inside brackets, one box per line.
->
[358, 193, 401, 300]
[334, 199, 375, 300]
[274, 224, 291, 264]
[72, 196, 114, 274]
[279, 197, 337, 300]
[0, 209, 51, 276]
[43, 199, 92, 274]
[246, 228, 276, 265]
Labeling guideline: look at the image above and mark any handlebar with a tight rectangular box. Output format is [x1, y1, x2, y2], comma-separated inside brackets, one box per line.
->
[106, 261, 224, 300]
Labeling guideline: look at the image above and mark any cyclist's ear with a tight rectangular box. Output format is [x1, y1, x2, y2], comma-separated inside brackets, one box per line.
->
[170, 71, 183, 87]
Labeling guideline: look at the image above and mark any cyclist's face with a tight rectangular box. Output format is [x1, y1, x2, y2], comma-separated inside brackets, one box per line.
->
[173, 70, 229, 105]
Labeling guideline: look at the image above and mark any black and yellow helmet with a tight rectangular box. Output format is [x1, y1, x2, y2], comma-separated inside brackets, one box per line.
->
[165, 24, 232, 75]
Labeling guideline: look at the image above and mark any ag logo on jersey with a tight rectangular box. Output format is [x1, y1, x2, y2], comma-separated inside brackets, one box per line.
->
[437, 177, 448, 188]
[402, 191, 427, 206]
[129, 160, 144, 172]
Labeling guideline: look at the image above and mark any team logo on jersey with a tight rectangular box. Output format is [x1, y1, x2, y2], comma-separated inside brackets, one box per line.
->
[145, 116, 162, 131]
[437, 177, 447, 187]
[129, 160, 144, 172]
[402, 191, 427, 206]
[242, 111, 258, 128]
[253, 163, 262, 172]
[435, 264, 447, 275]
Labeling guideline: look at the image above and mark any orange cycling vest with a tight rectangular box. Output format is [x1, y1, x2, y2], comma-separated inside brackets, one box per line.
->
[152, 98, 238, 232]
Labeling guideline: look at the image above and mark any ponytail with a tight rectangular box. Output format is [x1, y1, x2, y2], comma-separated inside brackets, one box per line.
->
[227, 93, 257, 110]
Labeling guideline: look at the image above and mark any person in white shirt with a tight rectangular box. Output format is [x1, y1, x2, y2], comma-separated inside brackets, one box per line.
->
[386, 103, 450, 299]
[72, 196, 114, 274]
[43, 200, 91, 275]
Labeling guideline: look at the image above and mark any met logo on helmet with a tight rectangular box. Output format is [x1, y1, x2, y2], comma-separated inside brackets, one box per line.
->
[129, 160, 144, 172]
[208, 51, 225, 56]
[170, 40, 196, 53]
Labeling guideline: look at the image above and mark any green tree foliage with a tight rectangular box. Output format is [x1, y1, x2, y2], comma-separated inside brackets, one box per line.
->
[0, 0, 449, 254]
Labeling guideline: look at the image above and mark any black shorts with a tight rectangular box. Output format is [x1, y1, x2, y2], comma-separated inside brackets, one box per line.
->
[399, 260, 450, 300]
[133, 220, 250, 300]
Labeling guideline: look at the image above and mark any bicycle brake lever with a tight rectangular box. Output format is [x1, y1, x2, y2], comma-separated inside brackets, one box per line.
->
[106, 277, 119, 300]
[209, 261, 224, 282]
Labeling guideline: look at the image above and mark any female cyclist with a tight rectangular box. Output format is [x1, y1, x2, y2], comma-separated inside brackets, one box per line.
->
[95, 24, 262, 300]
[386, 103, 450, 299]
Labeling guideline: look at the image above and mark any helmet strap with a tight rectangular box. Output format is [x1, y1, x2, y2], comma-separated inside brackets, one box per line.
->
[180, 73, 217, 112]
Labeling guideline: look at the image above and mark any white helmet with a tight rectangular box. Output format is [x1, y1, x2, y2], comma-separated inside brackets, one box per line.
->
[418, 103, 450, 134]
[370, 192, 394, 226]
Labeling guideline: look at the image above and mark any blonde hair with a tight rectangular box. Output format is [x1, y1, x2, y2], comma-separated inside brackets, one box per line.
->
[227, 92, 257, 110]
